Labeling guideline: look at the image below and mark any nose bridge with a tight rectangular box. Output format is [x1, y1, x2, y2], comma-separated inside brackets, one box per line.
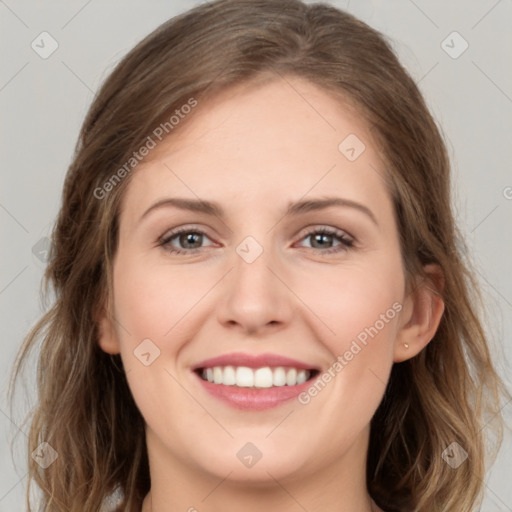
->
[216, 231, 293, 333]
[232, 232, 279, 300]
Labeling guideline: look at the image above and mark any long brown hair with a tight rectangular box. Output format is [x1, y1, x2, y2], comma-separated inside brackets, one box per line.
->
[9, 1, 510, 511]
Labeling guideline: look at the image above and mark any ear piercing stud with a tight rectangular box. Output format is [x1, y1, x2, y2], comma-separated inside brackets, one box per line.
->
[403, 343, 409, 349]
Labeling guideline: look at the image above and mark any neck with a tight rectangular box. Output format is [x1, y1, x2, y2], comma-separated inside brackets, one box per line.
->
[141, 426, 382, 512]
[142, 493, 379, 512]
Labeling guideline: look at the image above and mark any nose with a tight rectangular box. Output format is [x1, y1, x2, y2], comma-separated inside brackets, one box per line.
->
[216, 240, 294, 336]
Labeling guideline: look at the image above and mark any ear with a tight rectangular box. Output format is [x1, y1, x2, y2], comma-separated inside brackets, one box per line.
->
[394, 263, 445, 363]
[96, 302, 121, 355]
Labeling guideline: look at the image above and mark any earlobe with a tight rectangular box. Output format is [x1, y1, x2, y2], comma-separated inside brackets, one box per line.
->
[96, 305, 121, 355]
[394, 264, 445, 363]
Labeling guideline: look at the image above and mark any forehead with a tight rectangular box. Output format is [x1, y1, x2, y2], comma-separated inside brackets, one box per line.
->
[155, 75, 375, 159]
[119, 75, 390, 222]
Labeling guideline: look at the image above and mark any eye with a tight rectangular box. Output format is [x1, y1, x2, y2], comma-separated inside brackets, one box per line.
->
[295, 226, 354, 255]
[158, 227, 215, 255]
[158, 225, 355, 256]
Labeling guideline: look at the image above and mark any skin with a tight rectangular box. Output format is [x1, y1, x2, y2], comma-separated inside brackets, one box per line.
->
[98, 73, 444, 512]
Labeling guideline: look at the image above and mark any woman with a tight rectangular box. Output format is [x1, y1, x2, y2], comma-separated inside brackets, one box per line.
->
[9, 0, 510, 511]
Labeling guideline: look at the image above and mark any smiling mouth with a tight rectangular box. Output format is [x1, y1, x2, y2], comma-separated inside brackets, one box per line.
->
[195, 366, 320, 388]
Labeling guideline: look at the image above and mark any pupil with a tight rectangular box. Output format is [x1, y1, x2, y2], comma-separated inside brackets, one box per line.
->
[182, 233, 201, 248]
[313, 233, 331, 248]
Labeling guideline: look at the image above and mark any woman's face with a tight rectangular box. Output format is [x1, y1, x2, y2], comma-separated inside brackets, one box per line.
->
[99, 75, 415, 485]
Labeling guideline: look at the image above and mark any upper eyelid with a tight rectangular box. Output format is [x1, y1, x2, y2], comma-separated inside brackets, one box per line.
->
[296, 224, 354, 240]
[159, 225, 214, 241]
[159, 224, 355, 247]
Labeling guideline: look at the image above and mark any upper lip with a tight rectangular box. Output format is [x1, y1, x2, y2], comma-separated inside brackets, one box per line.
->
[191, 352, 320, 371]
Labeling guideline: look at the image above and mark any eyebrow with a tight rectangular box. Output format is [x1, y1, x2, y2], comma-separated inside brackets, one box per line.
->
[140, 196, 378, 226]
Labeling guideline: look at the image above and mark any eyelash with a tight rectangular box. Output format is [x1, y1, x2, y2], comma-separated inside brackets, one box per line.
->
[158, 226, 355, 256]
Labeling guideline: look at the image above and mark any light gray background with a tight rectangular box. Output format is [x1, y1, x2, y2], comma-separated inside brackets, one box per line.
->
[1, 0, 511, 510]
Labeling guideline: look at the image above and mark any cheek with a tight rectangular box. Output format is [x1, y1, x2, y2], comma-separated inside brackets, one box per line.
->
[296, 258, 404, 358]
[111, 258, 201, 421]
[112, 256, 205, 344]
[287, 262, 403, 465]
[294, 264, 403, 431]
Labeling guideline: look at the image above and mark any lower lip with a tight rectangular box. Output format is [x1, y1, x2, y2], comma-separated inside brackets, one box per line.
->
[193, 371, 317, 410]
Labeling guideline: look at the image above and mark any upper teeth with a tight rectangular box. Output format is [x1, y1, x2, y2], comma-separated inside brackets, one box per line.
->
[201, 366, 311, 388]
